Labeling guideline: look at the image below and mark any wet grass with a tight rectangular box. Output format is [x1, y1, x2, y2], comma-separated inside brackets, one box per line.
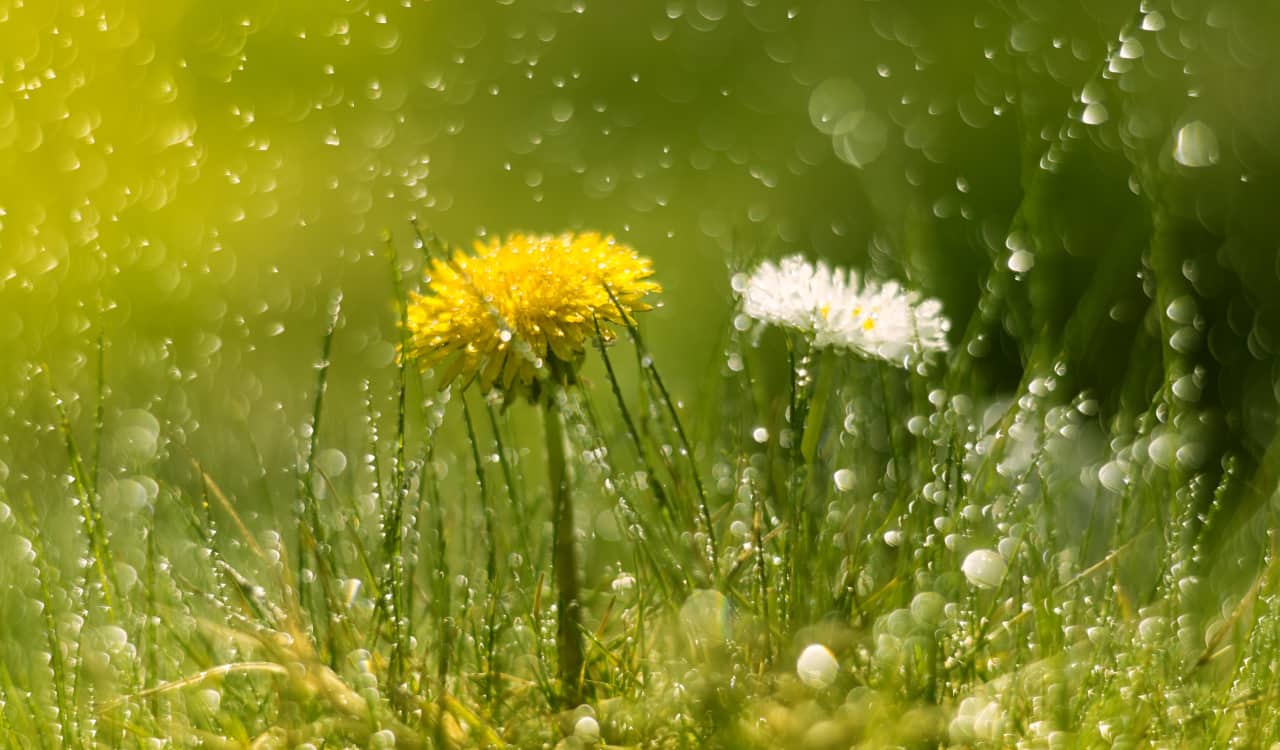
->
[3, 239, 1280, 750]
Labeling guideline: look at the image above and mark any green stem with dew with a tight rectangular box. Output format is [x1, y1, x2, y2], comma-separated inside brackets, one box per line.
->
[543, 384, 584, 707]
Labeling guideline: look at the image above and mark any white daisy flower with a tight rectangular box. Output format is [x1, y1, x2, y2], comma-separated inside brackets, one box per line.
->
[816, 279, 950, 364]
[733, 254, 849, 334]
[735, 254, 950, 368]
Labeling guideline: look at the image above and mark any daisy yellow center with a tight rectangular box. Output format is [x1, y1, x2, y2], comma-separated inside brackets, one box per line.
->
[404, 232, 660, 394]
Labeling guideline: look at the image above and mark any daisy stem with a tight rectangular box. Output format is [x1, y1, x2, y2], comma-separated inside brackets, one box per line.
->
[543, 385, 584, 707]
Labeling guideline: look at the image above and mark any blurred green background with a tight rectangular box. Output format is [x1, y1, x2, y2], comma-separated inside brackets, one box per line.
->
[3, 0, 1280, 521]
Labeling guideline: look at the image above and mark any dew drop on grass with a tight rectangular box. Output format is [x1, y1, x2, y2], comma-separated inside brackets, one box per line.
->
[679, 589, 731, 645]
[910, 591, 946, 626]
[115, 562, 139, 594]
[884, 608, 914, 637]
[342, 578, 362, 608]
[832, 468, 854, 491]
[574, 715, 601, 740]
[962, 549, 1006, 589]
[1166, 295, 1197, 325]
[1098, 460, 1127, 491]
[1137, 615, 1167, 644]
[314, 448, 348, 477]
[1007, 249, 1035, 273]
[1082, 102, 1108, 125]
[611, 573, 636, 595]
[1147, 433, 1177, 468]
[796, 643, 838, 688]
[110, 409, 161, 464]
[105, 478, 148, 512]
[1176, 442, 1207, 470]
[1172, 374, 1201, 402]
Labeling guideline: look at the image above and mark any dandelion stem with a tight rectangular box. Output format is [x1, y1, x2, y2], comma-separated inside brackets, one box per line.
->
[543, 385, 584, 706]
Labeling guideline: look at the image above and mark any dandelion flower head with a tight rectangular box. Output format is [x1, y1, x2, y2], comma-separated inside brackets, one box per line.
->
[405, 232, 660, 394]
[737, 254, 949, 367]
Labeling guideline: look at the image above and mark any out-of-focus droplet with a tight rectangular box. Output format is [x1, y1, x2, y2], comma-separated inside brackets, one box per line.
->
[831, 111, 888, 167]
[833, 468, 855, 491]
[1008, 250, 1035, 273]
[796, 643, 839, 688]
[809, 78, 865, 135]
[962, 549, 1006, 589]
[1173, 121, 1220, 167]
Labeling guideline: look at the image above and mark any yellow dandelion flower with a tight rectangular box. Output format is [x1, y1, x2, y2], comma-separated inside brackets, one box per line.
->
[404, 231, 661, 395]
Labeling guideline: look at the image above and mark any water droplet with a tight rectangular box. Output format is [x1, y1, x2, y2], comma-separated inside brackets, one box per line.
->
[574, 715, 601, 740]
[1082, 102, 1109, 125]
[315, 448, 348, 477]
[962, 549, 1006, 589]
[831, 111, 888, 168]
[679, 589, 731, 645]
[833, 468, 855, 491]
[809, 78, 865, 135]
[1147, 433, 1177, 468]
[1007, 250, 1035, 273]
[796, 643, 838, 688]
[1173, 121, 1220, 168]
[1119, 37, 1144, 60]
[910, 591, 946, 626]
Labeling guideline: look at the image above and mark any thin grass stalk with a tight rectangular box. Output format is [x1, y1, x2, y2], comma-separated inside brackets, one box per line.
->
[384, 232, 414, 706]
[25, 496, 81, 750]
[91, 330, 106, 496]
[426, 440, 455, 750]
[52, 391, 119, 620]
[485, 400, 531, 546]
[575, 383, 684, 606]
[144, 499, 162, 724]
[462, 393, 501, 715]
[0, 676, 16, 750]
[606, 288, 719, 575]
[594, 318, 676, 523]
[0, 661, 44, 748]
[299, 289, 342, 665]
[751, 470, 772, 664]
[385, 231, 411, 501]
